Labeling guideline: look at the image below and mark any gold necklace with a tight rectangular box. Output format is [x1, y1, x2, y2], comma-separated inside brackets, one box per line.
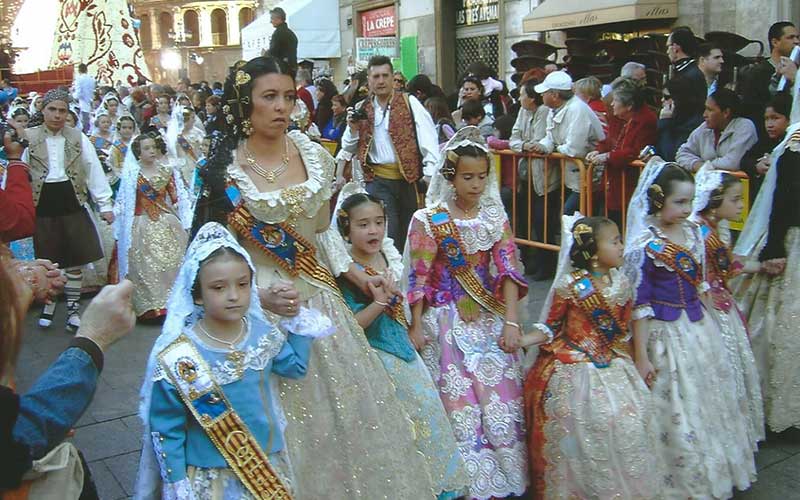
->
[244, 135, 290, 183]
[453, 199, 479, 219]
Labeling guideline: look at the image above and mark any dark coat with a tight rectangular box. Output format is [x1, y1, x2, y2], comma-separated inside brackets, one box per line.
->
[268, 22, 298, 70]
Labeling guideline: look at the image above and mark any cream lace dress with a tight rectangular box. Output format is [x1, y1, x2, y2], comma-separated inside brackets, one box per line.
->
[226, 130, 439, 500]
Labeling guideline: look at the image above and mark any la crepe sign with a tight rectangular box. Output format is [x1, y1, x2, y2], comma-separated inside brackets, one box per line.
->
[361, 6, 396, 37]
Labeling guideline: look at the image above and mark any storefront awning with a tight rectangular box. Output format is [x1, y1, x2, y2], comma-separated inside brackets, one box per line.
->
[241, 0, 341, 60]
[522, 0, 678, 33]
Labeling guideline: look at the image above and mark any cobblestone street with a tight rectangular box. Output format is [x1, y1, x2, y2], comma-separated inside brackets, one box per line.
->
[14, 280, 800, 499]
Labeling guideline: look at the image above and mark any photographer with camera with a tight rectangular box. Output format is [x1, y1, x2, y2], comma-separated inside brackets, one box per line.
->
[339, 56, 440, 252]
[1, 119, 34, 244]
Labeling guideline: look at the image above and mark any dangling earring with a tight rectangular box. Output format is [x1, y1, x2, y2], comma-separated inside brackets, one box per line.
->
[242, 119, 253, 136]
[590, 258, 600, 269]
[710, 209, 718, 222]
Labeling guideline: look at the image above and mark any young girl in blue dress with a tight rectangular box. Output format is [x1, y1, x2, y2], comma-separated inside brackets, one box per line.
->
[135, 222, 333, 499]
[624, 160, 756, 499]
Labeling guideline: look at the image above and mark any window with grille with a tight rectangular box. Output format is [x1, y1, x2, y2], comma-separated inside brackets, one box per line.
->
[456, 34, 499, 79]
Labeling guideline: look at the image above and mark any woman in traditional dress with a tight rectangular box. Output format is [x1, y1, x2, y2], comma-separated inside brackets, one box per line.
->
[111, 130, 191, 319]
[691, 166, 764, 446]
[521, 214, 663, 499]
[624, 160, 756, 498]
[733, 122, 800, 432]
[193, 56, 442, 500]
[404, 127, 528, 499]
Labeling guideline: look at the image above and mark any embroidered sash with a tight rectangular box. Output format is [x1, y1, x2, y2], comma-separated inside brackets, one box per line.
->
[427, 207, 506, 320]
[113, 140, 129, 157]
[363, 265, 409, 328]
[138, 174, 172, 219]
[565, 271, 627, 368]
[700, 224, 732, 282]
[91, 136, 108, 151]
[225, 182, 341, 298]
[645, 238, 702, 286]
[158, 336, 292, 500]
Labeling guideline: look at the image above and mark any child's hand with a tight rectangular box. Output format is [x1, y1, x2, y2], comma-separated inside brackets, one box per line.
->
[518, 329, 549, 348]
[499, 323, 522, 352]
[635, 357, 656, 389]
[368, 281, 391, 305]
[408, 323, 428, 352]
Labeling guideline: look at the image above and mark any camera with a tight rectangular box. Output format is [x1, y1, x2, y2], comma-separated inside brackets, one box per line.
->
[350, 108, 368, 121]
[0, 120, 29, 149]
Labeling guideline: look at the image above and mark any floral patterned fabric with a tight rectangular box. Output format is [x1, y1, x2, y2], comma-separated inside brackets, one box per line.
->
[407, 206, 528, 499]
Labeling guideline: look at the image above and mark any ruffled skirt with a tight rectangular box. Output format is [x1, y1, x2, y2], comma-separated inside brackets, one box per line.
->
[420, 303, 528, 500]
[276, 290, 440, 500]
[525, 357, 663, 499]
[733, 227, 800, 432]
[646, 312, 756, 499]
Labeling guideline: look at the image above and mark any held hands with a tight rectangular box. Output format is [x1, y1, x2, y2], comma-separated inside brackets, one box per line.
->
[761, 258, 787, 276]
[11, 259, 66, 305]
[408, 322, 428, 352]
[76, 280, 136, 352]
[498, 323, 523, 353]
[635, 356, 656, 389]
[259, 280, 301, 317]
[368, 280, 392, 305]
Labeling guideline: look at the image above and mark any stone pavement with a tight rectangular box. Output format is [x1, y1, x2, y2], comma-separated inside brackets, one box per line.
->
[13, 280, 800, 499]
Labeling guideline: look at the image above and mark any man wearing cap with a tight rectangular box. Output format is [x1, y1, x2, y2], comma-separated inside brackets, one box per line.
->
[23, 89, 114, 332]
[529, 70, 605, 277]
[268, 7, 298, 71]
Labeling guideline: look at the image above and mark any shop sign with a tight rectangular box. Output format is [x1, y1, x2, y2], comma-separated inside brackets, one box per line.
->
[361, 6, 396, 37]
[356, 37, 398, 62]
[456, 0, 500, 27]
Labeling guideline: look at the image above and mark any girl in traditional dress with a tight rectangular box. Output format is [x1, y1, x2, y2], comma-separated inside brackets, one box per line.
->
[194, 56, 443, 499]
[521, 214, 663, 499]
[733, 122, 800, 432]
[166, 104, 206, 195]
[94, 93, 127, 134]
[332, 184, 469, 500]
[624, 160, 756, 498]
[109, 115, 137, 193]
[691, 166, 764, 446]
[112, 131, 191, 319]
[149, 95, 171, 132]
[404, 126, 528, 499]
[135, 221, 333, 499]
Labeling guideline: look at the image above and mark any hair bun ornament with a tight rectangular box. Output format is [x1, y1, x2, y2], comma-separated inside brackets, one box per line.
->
[572, 222, 593, 246]
[647, 183, 665, 209]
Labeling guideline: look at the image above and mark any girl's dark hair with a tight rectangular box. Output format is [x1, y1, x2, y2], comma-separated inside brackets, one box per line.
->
[117, 115, 135, 127]
[701, 173, 740, 212]
[424, 96, 452, 123]
[461, 100, 485, 121]
[192, 57, 295, 236]
[460, 76, 485, 97]
[766, 91, 792, 119]
[331, 94, 348, 109]
[66, 110, 78, 126]
[569, 216, 617, 270]
[441, 144, 490, 181]
[10, 107, 29, 118]
[709, 88, 741, 117]
[191, 247, 250, 300]
[336, 193, 385, 239]
[131, 129, 167, 159]
[647, 164, 694, 214]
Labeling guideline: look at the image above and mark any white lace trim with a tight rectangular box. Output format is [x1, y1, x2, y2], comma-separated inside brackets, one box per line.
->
[413, 203, 507, 254]
[278, 306, 335, 338]
[226, 131, 334, 223]
[631, 305, 655, 321]
[162, 478, 196, 500]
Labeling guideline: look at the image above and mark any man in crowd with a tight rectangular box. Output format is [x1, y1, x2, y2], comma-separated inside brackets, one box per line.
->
[268, 7, 298, 71]
[71, 63, 95, 134]
[22, 89, 114, 332]
[339, 55, 440, 251]
[296, 69, 316, 122]
[620, 61, 647, 85]
[667, 26, 708, 116]
[698, 43, 725, 96]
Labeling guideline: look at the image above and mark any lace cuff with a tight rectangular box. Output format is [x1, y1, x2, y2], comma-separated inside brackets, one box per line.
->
[279, 306, 335, 338]
[316, 225, 353, 276]
[632, 305, 654, 321]
[163, 478, 197, 500]
[335, 149, 354, 162]
[531, 323, 555, 344]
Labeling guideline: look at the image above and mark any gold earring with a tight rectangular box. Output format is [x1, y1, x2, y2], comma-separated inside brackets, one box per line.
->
[242, 119, 253, 136]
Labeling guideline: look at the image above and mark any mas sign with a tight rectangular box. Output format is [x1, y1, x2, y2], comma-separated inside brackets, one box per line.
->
[361, 6, 396, 37]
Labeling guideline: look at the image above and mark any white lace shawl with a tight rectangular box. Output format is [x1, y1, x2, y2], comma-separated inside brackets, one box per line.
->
[735, 122, 800, 257]
[538, 213, 584, 324]
[113, 148, 193, 281]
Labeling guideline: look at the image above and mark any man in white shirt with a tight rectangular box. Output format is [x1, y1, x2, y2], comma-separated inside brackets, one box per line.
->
[72, 63, 95, 134]
[23, 89, 114, 332]
[339, 55, 440, 251]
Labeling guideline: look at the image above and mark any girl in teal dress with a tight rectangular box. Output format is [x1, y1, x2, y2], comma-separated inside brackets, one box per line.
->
[333, 183, 469, 500]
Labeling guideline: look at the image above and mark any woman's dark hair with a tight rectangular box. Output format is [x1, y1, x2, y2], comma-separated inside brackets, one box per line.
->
[191, 57, 295, 236]
[441, 144, 490, 181]
[708, 88, 741, 117]
[132, 129, 167, 159]
[647, 164, 695, 214]
[407, 74, 446, 101]
[336, 193, 385, 240]
[425, 97, 452, 123]
[191, 247, 251, 300]
[766, 91, 792, 119]
[701, 173, 740, 212]
[461, 100, 485, 121]
[331, 94, 348, 111]
[205, 95, 221, 108]
[493, 114, 515, 140]
[317, 79, 337, 102]
[569, 216, 617, 270]
[460, 76, 485, 98]
[465, 61, 495, 80]
[521, 80, 544, 106]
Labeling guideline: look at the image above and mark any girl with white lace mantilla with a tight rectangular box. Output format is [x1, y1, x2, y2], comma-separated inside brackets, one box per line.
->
[624, 160, 756, 499]
[404, 126, 529, 499]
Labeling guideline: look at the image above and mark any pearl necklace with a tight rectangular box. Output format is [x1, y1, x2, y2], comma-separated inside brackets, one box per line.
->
[244, 135, 290, 183]
[197, 317, 246, 350]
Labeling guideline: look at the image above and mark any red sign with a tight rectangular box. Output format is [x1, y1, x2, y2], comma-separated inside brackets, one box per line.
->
[361, 6, 396, 37]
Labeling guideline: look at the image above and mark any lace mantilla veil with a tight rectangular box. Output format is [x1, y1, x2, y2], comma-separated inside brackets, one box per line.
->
[133, 222, 332, 499]
[113, 146, 194, 281]
[536, 213, 584, 327]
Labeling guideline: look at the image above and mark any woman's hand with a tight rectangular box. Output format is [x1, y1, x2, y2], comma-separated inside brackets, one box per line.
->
[76, 280, 136, 352]
[659, 99, 674, 119]
[408, 322, 428, 352]
[763, 258, 787, 276]
[635, 357, 656, 389]
[499, 323, 522, 353]
[259, 280, 301, 317]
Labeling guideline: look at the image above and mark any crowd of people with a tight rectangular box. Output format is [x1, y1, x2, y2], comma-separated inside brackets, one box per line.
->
[0, 16, 798, 500]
